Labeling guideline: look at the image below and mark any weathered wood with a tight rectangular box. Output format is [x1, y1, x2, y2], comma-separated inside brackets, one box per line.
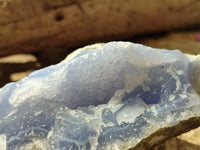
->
[0, 0, 200, 57]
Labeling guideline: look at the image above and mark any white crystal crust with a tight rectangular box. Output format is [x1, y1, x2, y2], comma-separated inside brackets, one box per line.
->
[0, 42, 199, 150]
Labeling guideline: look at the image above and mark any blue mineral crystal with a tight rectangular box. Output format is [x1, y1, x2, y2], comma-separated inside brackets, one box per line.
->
[0, 42, 199, 150]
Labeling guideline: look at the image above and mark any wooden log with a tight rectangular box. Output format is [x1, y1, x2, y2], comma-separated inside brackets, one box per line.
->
[1, 0, 200, 57]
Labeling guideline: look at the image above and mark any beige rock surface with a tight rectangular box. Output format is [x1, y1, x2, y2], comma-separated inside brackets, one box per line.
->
[154, 127, 200, 150]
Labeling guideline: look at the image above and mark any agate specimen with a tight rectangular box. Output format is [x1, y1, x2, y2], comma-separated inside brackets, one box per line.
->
[0, 42, 200, 150]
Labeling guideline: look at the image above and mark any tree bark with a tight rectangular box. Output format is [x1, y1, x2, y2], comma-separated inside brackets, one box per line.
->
[1, 0, 200, 57]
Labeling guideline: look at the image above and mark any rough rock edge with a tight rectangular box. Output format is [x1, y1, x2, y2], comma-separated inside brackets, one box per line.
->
[130, 116, 200, 150]
[65, 43, 200, 150]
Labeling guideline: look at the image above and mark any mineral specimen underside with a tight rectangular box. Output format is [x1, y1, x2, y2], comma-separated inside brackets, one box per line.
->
[0, 42, 200, 150]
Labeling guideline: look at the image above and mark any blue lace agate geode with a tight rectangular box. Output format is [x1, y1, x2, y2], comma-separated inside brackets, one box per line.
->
[0, 42, 199, 150]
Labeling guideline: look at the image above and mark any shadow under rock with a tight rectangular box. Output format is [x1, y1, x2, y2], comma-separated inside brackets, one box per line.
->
[0, 62, 41, 88]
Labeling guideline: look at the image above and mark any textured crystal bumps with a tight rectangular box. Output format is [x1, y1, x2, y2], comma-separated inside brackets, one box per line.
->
[0, 42, 199, 150]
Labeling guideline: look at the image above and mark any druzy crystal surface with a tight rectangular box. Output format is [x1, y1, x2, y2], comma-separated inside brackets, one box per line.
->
[0, 42, 200, 150]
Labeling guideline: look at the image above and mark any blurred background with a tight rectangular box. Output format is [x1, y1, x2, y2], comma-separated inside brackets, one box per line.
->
[0, 0, 200, 149]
